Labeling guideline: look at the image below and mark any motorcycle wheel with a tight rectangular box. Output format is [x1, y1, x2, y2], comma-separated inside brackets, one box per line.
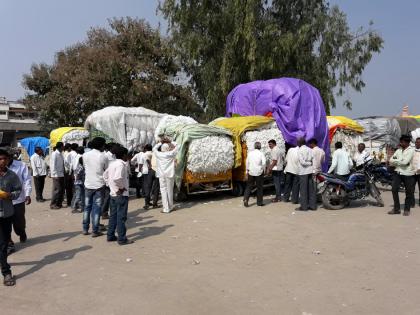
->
[369, 183, 384, 207]
[322, 185, 347, 210]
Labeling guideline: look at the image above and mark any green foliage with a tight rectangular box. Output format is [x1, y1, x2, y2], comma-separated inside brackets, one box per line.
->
[23, 18, 202, 130]
[159, 0, 384, 118]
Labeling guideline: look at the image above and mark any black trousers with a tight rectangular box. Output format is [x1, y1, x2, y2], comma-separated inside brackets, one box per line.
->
[244, 174, 264, 206]
[299, 174, 317, 210]
[136, 175, 144, 198]
[415, 174, 420, 206]
[392, 173, 415, 211]
[51, 177, 65, 207]
[64, 173, 74, 205]
[283, 172, 300, 203]
[101, 186, 111, 216]
[143, 170, 156, 206]
[0, 217, 12, 276]
[33, 175, 46, 201]
[151, 176, 160, 206]
[12, 202, 26, 238]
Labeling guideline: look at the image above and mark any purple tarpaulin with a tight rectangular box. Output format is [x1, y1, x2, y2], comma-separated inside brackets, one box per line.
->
[226, 77, 330, 170]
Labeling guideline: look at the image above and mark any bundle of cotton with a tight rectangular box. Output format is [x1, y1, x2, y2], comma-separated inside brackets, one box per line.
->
[155, 115, 197, 141]
[242, 126, 286, 163]
[62, 130, 90, 144]
[186, 135, 234, 174]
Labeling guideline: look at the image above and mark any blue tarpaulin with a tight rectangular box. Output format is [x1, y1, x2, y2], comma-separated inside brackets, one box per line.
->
[20, 137, 49, 157]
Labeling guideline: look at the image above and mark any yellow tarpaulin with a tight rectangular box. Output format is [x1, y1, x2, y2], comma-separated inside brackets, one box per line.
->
[50, 127, 86, 148]
[211, 116, 274, 168]
[327, 116, 364, 133]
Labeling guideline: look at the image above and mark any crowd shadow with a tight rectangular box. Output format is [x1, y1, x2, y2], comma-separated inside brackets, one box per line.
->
[18, 231, 81, 250]
[12, 245, 92, 280]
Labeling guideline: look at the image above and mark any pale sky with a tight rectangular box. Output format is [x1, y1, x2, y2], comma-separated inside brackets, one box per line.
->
[1, 0, 419, 117]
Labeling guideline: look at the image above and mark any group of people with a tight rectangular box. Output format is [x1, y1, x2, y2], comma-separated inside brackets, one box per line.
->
[243, 136, 420, 215]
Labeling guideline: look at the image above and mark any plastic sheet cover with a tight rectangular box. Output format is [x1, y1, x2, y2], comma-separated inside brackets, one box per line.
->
[84, 106, 165, 150]
[50, 127, 86, 148]
[20, 136, 50, 156]
[394, 117, 420, 135]
[355, 117, 401, 149]
[226, 78, 329, 171]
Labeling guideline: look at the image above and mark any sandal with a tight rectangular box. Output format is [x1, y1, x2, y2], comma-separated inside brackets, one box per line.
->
[4, 274, 15, 286]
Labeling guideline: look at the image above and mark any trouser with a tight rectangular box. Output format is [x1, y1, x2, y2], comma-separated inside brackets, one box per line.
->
[159, 177, 174, 212]
[151, 176, 160, 206]
[0, 217, 12, 276]
[299, 174, 317, 210]
[244, 174, 264, 206]
[50, 177, 65, 207]
[64, 173, 74, 205]
[143, 170, 155, 206]
[101, 186, 110, 216]
[283, 172, 299, 203]
[108, 196, 129, 242]
[33, 175, 46, 201]
[415, 175, 420, 206]
[136, 175, 144, 198]
[11, 202, 26, 238]
[71, 184, 85, 211]
[272, 170, 283, 200]
[83, 187, 105, 233]
[392, 173, 415, 211]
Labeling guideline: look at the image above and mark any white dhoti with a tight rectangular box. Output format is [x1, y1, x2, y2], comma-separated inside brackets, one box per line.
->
[159, 176, 174, 213]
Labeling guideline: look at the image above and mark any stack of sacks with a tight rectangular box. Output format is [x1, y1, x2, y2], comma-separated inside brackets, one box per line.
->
[331, 131, 364, 159]
[62, 129, 90, 144]
[187, 135, 234, 174]
[155, 115, 197, 141]
[242, 122, 286, 163]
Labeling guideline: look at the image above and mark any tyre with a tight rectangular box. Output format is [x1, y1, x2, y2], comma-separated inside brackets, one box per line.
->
[321, 185, 347, 210]
[231, 182, 244, 197]
[369, 182, 384, 207]
[174, 186, 187, 202]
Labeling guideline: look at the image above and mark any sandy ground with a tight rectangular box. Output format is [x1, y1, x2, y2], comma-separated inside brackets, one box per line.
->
[0, 178, 420, 315]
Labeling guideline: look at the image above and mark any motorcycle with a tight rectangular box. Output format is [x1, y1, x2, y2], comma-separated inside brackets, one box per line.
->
[317, 161, 384, 210]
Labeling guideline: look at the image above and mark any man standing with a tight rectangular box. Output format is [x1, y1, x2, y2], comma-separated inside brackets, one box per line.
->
[283, 145, 300, 203]
[150, 150, 160, 209]
[71, 148, 86, 214]
[8, 153, 32, 250]
[103, 146, 133, 245]
[30, 147, 47, 202]
[50, 142, 65, 209]
[297, 138, 317, 211]
[131, 147, 145, 198]
[309, 138, 325, 174]
[413, 137, 420, 206]
[64, 143, 78, 208]
[243, 142, 266, 207]
[153, 139, 178, 213]
[354, 143, 371, 167]
[83, 137, 108, 237]
[140, 144, 154, 210]
[328, 142, 352, 179]
[267, 140, 284, 203]
[101, 143, 116, 220]
[388, 135, 415, 216]
[0, 149, 22, 286]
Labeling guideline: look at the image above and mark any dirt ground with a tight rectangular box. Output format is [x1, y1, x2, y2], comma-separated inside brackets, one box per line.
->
[1, 178, 420, 315]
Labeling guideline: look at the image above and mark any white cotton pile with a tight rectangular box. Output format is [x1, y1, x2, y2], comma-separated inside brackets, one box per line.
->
[62, 130, 89, 144]
[242, 126, 286, 163]
[155, 115, 197, 140]
[187, 136, 234, 174]
[331, 130, 363, 159]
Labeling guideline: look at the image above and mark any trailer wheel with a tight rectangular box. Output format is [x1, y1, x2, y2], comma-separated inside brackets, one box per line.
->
[231, 182, 244, 197]
[174, 186, 187, 202]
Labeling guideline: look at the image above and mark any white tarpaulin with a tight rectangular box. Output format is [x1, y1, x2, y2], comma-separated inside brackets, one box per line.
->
[154, 115, 197, 141]
[84, 106, 165, 150]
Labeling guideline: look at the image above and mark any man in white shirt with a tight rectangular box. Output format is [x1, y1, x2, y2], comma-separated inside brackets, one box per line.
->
[354, 143, 371, 167]
[82, 137, 108, 237]
[30, 147, 47, 202]
[283, 145, 300, 203]
[243, 142, 266, 207]
[139, 144, 154, 210]
[328, 142, 352, 178]
[101, 143, 116, 220]
[309, 138, 325, 174]
[267, 139, 284, 203]
[131, 148, 145, 198]
[64, 143, 78, 208]
[296, 138, 317, 211]
[8, 153, 32, 249]
[103, 146, 133, 245]
[153, 139, 178, 213]
[414, 137, 420, 207]
[50, 142, 65, 209]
